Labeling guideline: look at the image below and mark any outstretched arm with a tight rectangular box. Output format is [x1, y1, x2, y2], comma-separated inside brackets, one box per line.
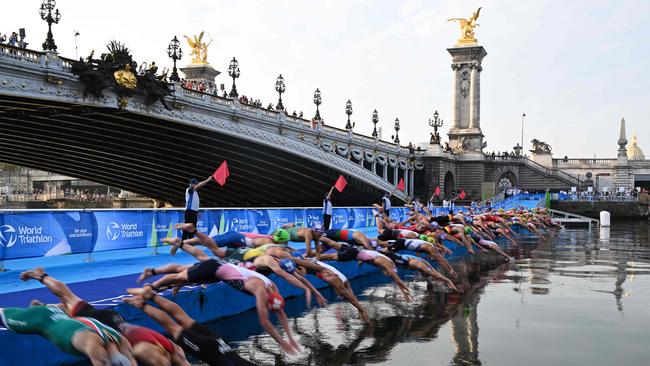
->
[193, 176, 212, 191]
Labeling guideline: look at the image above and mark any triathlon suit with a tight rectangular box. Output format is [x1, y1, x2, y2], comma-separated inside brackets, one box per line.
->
[212, 231, 250, 248]
[430, 215, 450, 227]
[388, 238, 427, 252]
[323, 229, 356, 245]
[310, 259, 348, 283]
[381, 251, 410, 268]
[0, 306, 119, 356]
[334, 245, 360, 262]
[356, 249, 389, 262]
[224, 247, 266, 263]
[287, 227, 303, 242]
[175, 322, 254, 366]
[69, 301, 175, 354]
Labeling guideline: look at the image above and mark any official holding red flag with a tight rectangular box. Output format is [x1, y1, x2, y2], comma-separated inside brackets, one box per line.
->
[324, 175, 347, 229]
[183, 175, 212, 240]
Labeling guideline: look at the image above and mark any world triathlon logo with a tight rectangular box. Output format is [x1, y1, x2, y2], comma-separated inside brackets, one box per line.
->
[0, 225, 17, 248]
[106, 222, 121, 240]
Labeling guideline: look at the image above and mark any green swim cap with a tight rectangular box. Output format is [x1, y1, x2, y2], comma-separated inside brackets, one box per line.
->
[273, 229, 290, 243]
[419, 234, 429, 241]
[464, 226, 473, 234]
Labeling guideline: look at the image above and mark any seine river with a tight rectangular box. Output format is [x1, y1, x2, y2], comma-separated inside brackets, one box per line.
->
[209, 222, 650, 366]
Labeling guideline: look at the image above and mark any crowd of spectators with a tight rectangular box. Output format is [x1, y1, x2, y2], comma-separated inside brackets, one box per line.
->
[182, 79, 219, 96]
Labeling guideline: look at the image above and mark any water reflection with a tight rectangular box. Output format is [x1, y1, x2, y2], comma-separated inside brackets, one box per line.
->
[209, 258, 509, 366]
[211, 222, 650, 366]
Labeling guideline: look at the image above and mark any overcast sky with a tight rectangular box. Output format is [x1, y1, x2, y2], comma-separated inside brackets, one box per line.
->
[3, 0, 648, 157]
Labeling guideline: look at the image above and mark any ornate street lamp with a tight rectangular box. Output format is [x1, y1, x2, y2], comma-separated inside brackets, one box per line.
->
[392, 118, 400, 144]
[313, 88, 322, 120]
[371, 109, 379, 137]
[166, 36, 183, 82]
[345, 99, 354, 130]
[228, 57, 240, 98]
[275, 74, 286, 110]
[428, 110, 444, 144]
[39, 0, 61, 51]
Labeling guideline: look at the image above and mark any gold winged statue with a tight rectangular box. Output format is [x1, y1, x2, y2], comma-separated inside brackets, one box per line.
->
[184, 31, 212, 65]
[448, 7, 481, 44]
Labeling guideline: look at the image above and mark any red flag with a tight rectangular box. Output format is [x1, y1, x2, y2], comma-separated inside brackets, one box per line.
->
[212, 161, 230, 186]
[434, 186, 441, 197]
[397, 178, 405, 191]
[334, 175, 348, 192]
[459, 190, 466, 200]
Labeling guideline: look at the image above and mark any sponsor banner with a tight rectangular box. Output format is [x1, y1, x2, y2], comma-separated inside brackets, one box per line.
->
[0, 207, 398, 260]
[94, 210, 152, 251]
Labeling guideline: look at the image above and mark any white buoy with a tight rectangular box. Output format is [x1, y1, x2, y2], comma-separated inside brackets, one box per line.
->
[600, 211, 611, 227]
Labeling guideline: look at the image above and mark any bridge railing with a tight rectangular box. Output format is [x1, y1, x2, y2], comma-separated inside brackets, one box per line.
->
[0, 43, 45, 66]
[553, 158, 617, 168]
[522, 157, 582, 186]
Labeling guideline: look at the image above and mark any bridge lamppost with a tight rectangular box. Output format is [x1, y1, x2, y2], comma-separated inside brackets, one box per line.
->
[392, 118, 400, 144]
[313, 88, 322, 120]
[275, 74, 286, 111]
[39, 0, 61, 52]
[371, 109, 379, 137]
[428, 110, 443, 144]
[166, 36, 183, 82]
[345, 100, 355, 131]
[228, 57, 240, 98]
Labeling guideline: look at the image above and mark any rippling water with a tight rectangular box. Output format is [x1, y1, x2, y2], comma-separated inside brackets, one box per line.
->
[208, 221, 650, 366]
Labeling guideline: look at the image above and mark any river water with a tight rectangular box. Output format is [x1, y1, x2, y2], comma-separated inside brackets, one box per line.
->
[207, 221, 650, 366]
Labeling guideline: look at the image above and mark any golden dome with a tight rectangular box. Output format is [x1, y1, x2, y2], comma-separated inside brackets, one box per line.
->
[627, 130, 645, 160]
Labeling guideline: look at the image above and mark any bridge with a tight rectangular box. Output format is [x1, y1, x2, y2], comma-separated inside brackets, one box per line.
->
[0, 43, 423, 207]
[0, 31, 594, 207]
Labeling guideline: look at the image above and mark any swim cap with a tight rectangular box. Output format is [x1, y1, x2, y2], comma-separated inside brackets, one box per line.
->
[268, 292, 285, 311]
[464, 227, 473, 234]
[273, 229, 290, 243]
[279, 259, 296, 273]
[109, 352, 131, 366]
[419, 234, 429, 241]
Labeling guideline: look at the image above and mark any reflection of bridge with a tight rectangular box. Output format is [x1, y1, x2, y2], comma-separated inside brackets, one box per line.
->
[0, 44, 422, 206]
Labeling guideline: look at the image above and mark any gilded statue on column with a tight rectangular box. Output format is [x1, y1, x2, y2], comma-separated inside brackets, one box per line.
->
[448, 7, 481, 45]
[184, 31, 212, 65]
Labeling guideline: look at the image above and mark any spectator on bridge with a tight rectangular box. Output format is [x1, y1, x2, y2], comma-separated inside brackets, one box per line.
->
[323, 187, 334, 230]
[8, 32, 18, 46]
[183, 176, 212, 241]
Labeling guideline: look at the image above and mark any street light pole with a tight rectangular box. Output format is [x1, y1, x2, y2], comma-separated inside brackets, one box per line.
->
[228, 57, 240, 98]
[39, 0, 61, 52]
[393, 118, 400, 144]
[345, 100, 354, 130]
[275, 74, 285, 111]
[166, 36, 183, 82]
[521, 112, 526, 151]
[313, 88, 322, 120]
[371, 109, 379, 137]
[428, 110, 443, 144]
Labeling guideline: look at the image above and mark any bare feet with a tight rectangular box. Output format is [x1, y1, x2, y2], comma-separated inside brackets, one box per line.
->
[123, 296, 145, 309]
[137, 268, 155, 283]
[173, 223, 196, 232]
[20, 267, 45, 282]
[127, 286, 155, 299]
[162, 237, 182, 256]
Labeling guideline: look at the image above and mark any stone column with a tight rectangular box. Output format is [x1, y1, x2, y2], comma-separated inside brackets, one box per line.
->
[469, 64, 481, 129]
[451, 65, 460, 129]
[409, 169, 415, 197]
[383, 164, 388, 180]
[404, 168, 409, 196]
[394, 166, 398, 186]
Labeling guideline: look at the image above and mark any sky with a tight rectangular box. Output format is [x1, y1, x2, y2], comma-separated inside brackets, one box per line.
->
[2, 0, 649, 158]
